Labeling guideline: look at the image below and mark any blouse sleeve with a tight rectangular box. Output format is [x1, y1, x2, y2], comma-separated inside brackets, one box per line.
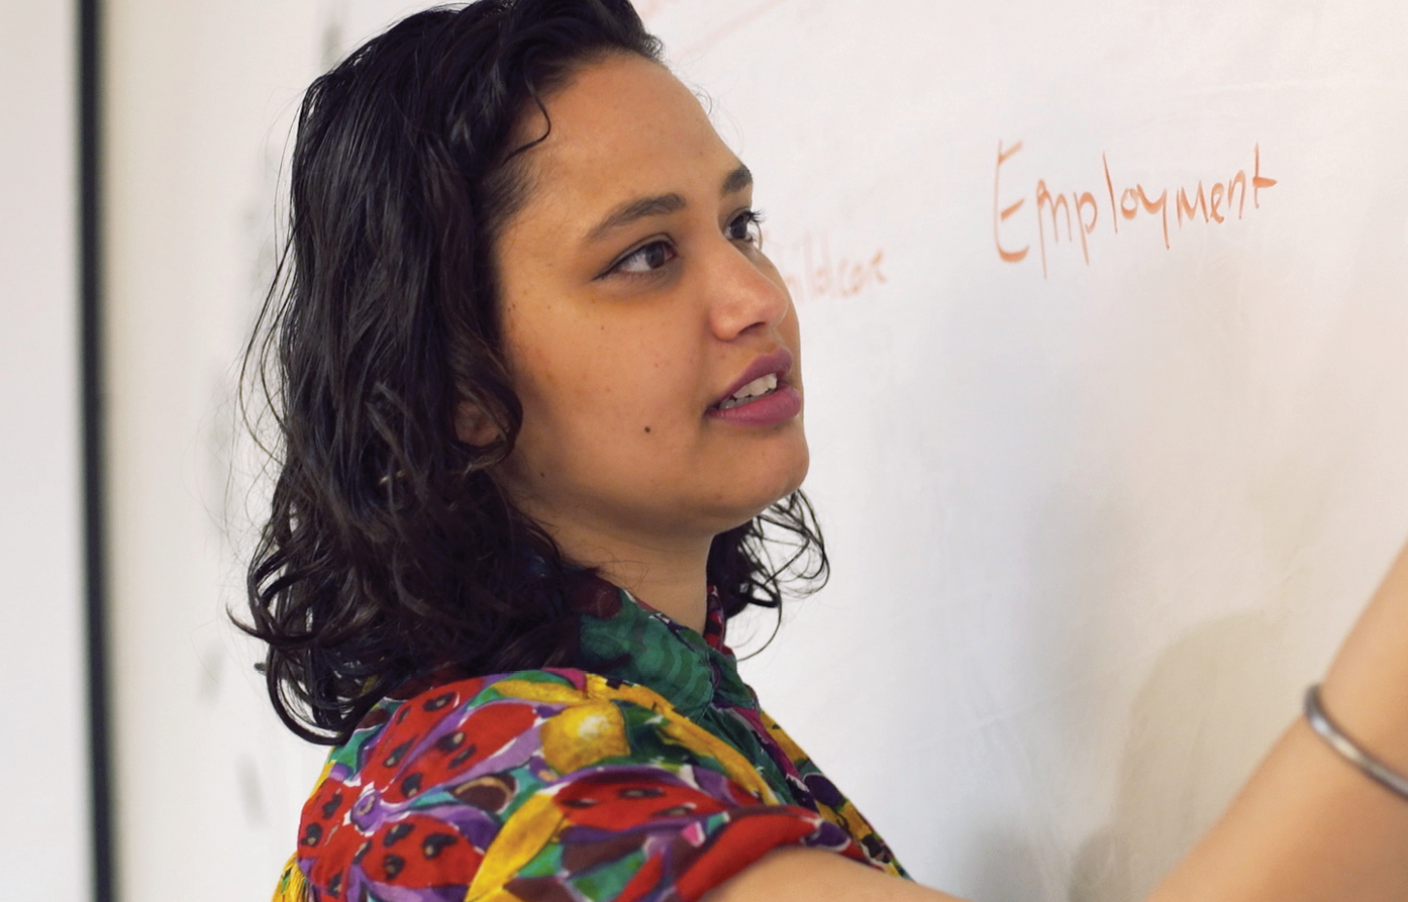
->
[282, 670, 867, 902]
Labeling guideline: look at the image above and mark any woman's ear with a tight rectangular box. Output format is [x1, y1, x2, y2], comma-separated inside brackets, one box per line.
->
[454, 399, 502, 447]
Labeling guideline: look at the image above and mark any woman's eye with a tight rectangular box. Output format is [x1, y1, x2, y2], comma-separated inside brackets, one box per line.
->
[610, 240, 676, 275]
[727, 209, 765, 247]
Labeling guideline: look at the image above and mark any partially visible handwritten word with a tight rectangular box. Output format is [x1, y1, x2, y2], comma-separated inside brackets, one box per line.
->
[768, 231, 888, 304]
[633, 0, 686, 21]
[994, 141, 1277, 278]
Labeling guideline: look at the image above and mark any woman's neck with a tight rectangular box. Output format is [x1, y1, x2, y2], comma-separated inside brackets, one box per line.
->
[533, 513, 712, 633]
[592, 551, 710, 633]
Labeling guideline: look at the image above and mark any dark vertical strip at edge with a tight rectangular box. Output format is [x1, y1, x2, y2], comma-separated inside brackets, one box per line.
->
[79, 0, 114, 900]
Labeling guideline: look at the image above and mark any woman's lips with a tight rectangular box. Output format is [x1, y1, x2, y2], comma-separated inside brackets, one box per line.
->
[705, 383, 802, 426]
[712, 349, 794, 408]
[706, 347, 802, 426]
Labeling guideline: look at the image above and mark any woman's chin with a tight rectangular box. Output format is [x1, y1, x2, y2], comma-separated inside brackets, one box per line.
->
[720, 441, 810, 526]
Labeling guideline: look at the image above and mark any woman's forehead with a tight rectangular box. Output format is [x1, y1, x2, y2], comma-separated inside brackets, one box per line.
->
[510, 54, 742, 238]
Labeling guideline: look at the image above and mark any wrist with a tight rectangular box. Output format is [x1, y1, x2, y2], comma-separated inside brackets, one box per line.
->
[1306, 683, 1408, 802]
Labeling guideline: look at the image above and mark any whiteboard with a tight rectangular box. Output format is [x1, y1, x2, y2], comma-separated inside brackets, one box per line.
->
[102, 2, 1408, 901]
[646, 2, 1408, 899]
[0, 1, 90, 898]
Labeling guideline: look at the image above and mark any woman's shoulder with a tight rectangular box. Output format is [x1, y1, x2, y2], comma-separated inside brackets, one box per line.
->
[279, 666, 864, 902]
[313, 665, 781, 812]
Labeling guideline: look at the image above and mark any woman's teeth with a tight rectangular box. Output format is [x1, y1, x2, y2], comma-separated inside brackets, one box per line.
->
[718, 373, 779, 410]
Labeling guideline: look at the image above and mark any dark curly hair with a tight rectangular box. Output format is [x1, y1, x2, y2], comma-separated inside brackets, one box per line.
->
[242, 0, 828, 745]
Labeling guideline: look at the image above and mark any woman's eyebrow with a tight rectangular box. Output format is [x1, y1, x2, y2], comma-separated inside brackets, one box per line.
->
[721, 163, 752, 196]
[583, 164, 754, 244]
[585, 193, 686, 243]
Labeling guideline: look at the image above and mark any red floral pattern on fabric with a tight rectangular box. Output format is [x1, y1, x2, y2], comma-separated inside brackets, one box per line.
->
[273, 587, 906, 902]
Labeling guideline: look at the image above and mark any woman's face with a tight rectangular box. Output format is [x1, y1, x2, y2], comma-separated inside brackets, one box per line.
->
[478, 52, 806, 555]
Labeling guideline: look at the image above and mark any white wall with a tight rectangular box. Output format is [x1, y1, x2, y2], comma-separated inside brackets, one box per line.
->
[0, 1, 91, 899]
[101, 2, 1408, 901]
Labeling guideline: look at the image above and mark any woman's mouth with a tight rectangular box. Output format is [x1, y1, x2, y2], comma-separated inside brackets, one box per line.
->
[706, 350, 801, 426]
[715, 373, 780, 410]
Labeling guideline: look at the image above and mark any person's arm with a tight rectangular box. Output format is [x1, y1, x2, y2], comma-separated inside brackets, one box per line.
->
[702, 846, 966, 902]
[1144, 540, 1408, 902]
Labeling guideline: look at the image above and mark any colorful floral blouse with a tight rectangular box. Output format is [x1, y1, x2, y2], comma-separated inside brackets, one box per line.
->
[274, 577, 907, 901]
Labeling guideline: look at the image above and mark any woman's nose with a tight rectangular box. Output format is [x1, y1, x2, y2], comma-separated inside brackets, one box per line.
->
[704, 242, 792, 341]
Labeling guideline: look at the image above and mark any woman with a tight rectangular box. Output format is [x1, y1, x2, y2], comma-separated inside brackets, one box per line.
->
[246, 1, 1408, 900]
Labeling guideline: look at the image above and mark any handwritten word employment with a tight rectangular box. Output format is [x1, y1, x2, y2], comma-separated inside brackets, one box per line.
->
[994, 141, 1277, 278]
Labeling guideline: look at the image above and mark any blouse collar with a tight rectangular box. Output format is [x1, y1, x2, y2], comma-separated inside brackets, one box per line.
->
[568, 573, 755, 720]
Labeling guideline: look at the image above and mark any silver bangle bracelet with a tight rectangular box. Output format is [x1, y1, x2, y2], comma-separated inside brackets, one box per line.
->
[1304, 684, 1408, 801]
